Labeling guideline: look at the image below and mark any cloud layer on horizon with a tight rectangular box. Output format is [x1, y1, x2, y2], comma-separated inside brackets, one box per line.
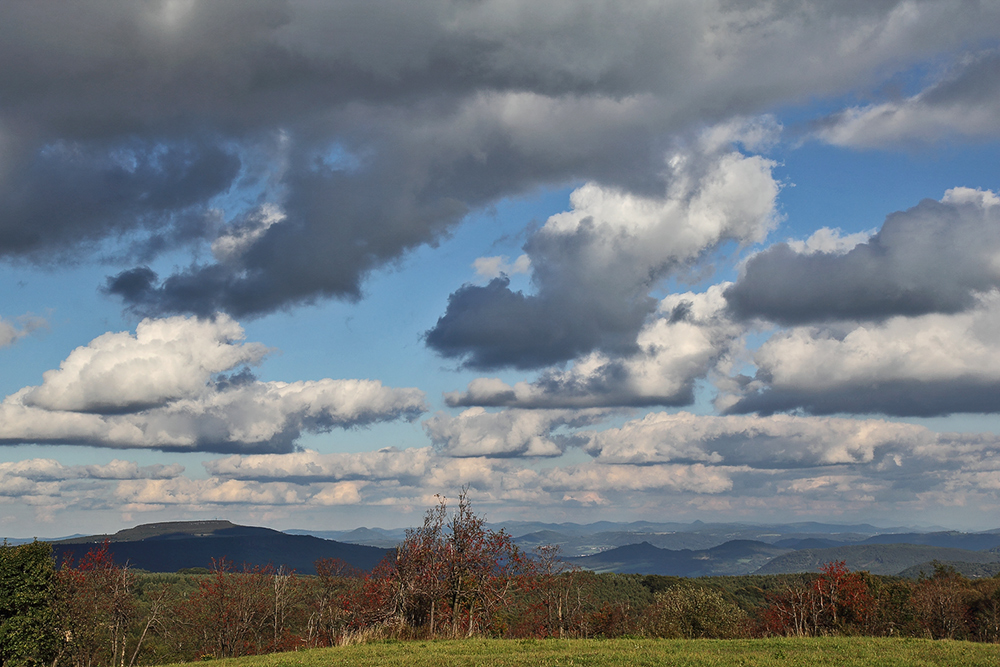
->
[8, 409, 1000, 528]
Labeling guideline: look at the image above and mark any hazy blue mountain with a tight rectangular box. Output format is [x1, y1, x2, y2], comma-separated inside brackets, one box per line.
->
[567, 540, 790, 576]
[34, 519, 1000, 578]
[772, 538, 853, 550]
[859, 531, 1000, 551]
[50, 521, 390, 574]
[756, 544, 1000, 576]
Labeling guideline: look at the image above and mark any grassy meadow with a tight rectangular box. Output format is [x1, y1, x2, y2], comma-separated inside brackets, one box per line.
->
[158, 637, 1000, 667]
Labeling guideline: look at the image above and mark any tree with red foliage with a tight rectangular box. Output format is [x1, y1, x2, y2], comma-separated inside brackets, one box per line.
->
[518, 545, 577, 638]
[51, 541, 149, 667]
[912, 563, 975, 639]
[761, 561, 873, 636]
[812, 561, 874, 630]
[174, 558, 302, 659]
[305, 558, 361, 647]
[345, 489, 534, 638]
[443, 490, 532, 637]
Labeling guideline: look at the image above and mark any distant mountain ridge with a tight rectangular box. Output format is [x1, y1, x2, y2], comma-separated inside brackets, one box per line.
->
[756, 543, 1000, 576]
[49, 520, 390, 575]
[567, 540, 791, 577]
[23, 519, 1000, 579]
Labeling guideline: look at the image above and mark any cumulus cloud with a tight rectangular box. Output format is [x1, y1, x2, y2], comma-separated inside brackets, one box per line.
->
[0, 2, 991, 315]
[725, 188, 1000, 325]
[785, 227, 876, 255]
[726, 289, 1000, 417]
[445, 284, 744, 408]
[0, 316, 426, 452]
[426, 125, 780, 369]
[423, 408, 610, 457]
[0, 458, 184, 509]
[23, 315, 267, 413]
[815, 50, 1000, 147]
[204, 440, 737, 501]
[583, 411, 939, 468]
[115, 478, 316, 508]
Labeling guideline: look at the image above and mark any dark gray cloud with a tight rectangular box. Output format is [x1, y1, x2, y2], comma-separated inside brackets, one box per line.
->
[728, 378, 1000, 418]
[1, 1, 997, 316]
[0, 140, 238, 260]
[427, 142, 780, 370]
[444, 285, 743, 407]
[725, 189, 1000, 325]
[425, 274, 652, 371]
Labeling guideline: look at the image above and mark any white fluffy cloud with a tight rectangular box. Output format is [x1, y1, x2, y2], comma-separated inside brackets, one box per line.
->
[473, 254, 531, 280]
[8, 408, 1000, 527]
[583, 411, 939, 468]
[785, 227, 876, 255]
[0, 458, 182, 482]
[23, 315, 268, 413]
[728, 288, 1000, 416]
[424, 408, 609, 457]
[0, 316, 427, 452]
[205, 447, 436, 483]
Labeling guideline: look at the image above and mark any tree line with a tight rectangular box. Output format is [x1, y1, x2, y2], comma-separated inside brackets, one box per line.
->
[3, 493, 1000, 665]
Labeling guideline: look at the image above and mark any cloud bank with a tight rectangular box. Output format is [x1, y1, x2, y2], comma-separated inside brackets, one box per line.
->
[16, 409, 999, 528]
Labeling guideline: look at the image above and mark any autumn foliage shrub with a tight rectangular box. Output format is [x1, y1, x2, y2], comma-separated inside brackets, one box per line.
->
[342, 490, 535, 639]
[760, 561, 875, 636]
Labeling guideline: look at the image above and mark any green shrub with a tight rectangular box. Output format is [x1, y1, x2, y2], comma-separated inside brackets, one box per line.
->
[643, 585, 747, 639]
[0, 541, 57, 666]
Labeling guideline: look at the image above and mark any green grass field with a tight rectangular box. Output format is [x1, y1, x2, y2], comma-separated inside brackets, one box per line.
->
[159, 637, 1000, 667]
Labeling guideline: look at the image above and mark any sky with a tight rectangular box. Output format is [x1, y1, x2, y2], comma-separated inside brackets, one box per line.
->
[2, 0, 1000, 537]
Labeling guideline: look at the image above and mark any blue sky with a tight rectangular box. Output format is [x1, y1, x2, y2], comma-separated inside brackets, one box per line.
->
[2, 1, 1000, 537]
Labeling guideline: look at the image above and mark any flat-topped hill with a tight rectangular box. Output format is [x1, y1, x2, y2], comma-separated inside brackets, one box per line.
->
[50, 520, 390, 575]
